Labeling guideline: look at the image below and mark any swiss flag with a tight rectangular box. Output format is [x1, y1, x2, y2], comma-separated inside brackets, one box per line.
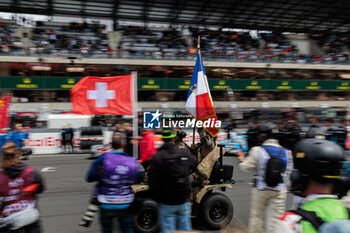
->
[71, 75, 133, 115]
[0, 96, 11, 128]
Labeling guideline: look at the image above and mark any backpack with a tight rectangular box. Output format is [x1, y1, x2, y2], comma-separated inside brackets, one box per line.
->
[262, 146, 286, 187]
[162, 151, 190, 192]
[292, 208, 350, 233]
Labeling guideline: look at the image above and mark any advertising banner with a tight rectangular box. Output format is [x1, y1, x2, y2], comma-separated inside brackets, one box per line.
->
[2, 77, 350, 91]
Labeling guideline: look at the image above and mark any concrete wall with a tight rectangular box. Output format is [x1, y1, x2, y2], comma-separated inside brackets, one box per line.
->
[285, 34, 311, 54]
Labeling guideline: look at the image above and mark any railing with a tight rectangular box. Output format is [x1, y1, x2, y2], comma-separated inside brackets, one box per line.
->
[0, 49, 349, 65]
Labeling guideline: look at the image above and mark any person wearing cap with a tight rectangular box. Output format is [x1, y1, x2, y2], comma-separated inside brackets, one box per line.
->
[148, 130, 197, 233]
[238, 123, 292, 233]
[0, 142, 45, 232]
[275, 139, 350, 233]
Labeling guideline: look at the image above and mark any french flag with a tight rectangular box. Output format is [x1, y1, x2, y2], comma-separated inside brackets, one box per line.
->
[185, 50, 219, 137]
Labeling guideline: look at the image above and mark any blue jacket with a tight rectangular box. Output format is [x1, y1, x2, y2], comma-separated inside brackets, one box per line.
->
[8, 131, 27, 148]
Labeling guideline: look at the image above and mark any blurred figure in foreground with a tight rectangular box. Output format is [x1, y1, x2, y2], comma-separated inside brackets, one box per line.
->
[0, 142, 45, 233]
[275, 139, 350, 233]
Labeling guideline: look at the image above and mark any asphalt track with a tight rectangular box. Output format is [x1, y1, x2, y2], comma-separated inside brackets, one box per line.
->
[26, 154, 292, 233]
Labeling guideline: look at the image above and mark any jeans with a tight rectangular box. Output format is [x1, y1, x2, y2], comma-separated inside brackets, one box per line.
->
[99, 207, 134, 233]
[158, 202, 192, 233]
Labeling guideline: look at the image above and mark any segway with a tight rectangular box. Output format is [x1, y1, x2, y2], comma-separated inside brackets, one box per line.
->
[132, 144, 235, 232]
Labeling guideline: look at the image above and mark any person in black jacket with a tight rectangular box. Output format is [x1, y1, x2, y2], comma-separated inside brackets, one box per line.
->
[148, 130, 197, 233]
[61, 124, 74, 154]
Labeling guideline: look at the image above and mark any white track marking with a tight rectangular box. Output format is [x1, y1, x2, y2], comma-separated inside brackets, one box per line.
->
[41, 167, 57, 172]
[30, 154, 90, 158]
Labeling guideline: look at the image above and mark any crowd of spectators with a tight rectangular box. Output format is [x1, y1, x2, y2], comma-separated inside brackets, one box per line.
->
[118, 26, 350, 64]
[118, 25, 188, 59]
[29, 21, 110, 57]
[308, 33, 350, 63]
[1, 19, 350, 64]
[186, 27, 299, 62]
[0, 20, 111, 57]
[0, 22, 26, 55]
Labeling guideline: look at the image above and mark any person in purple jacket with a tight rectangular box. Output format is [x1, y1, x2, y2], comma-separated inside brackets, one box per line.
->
[86, 132, 141, 233]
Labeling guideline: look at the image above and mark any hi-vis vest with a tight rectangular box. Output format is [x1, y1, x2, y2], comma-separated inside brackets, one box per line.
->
[256, 145, 287, 191]
[300, 198, 348, 233]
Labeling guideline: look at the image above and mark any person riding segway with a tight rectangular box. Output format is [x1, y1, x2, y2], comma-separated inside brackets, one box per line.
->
[133, 129, 235, 232]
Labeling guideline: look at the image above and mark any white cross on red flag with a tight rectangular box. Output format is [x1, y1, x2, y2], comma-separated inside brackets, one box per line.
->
[71, 75, 133, 115]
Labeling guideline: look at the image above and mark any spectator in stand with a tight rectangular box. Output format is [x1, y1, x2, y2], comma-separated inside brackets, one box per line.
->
[138, 129, 157, 169]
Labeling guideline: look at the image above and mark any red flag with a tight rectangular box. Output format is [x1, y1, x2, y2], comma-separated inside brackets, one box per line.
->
[71, 75, 133, 115]
[0, 96, 11, 128]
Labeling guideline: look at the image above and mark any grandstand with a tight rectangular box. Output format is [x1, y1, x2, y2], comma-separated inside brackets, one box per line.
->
[1, 0, 350, 114]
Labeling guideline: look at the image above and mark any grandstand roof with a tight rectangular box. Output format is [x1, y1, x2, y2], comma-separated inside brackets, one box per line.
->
[1, 0, 350, 33]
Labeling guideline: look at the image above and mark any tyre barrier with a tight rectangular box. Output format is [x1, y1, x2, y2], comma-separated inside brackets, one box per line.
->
[80, 126, 103, 136]
[80, 140, 103, 150]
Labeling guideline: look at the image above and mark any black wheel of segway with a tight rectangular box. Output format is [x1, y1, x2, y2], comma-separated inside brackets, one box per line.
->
[134, 199, 160, 233]
[200, 193, 233, 230]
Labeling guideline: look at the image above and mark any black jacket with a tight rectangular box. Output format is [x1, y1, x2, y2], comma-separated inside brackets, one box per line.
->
[148, 143, 197, 205]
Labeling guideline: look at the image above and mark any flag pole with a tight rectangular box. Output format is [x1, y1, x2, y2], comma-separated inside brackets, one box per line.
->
[132, 71, 138, 158]
[192, 36, 201, 145]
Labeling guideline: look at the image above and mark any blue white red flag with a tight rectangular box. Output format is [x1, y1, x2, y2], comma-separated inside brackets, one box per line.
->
[185, 50, 219, 137]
